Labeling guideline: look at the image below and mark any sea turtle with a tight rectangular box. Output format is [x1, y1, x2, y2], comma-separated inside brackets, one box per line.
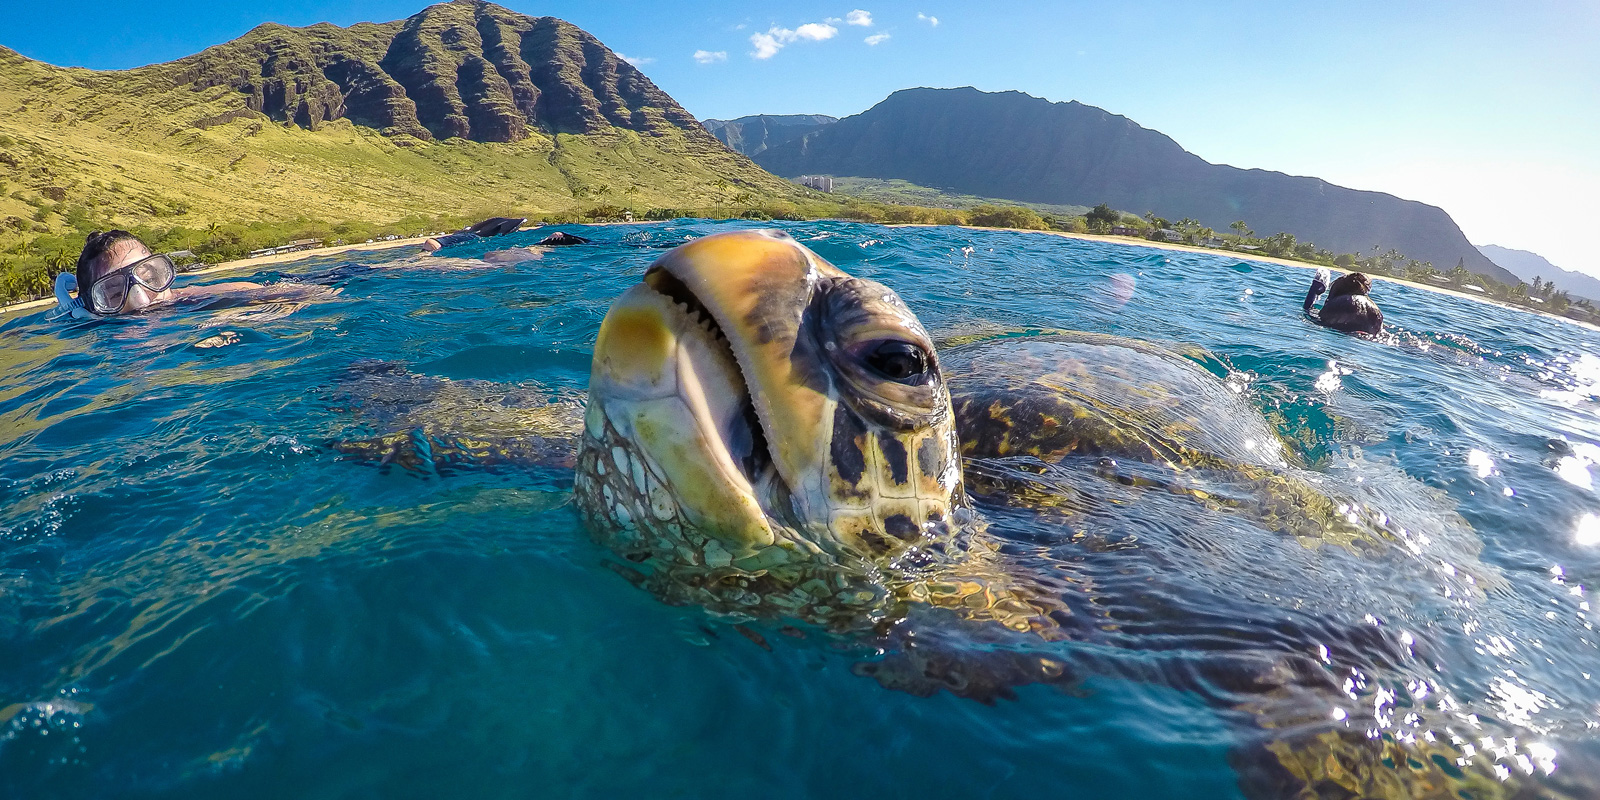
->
[332, 230, 1581, 798]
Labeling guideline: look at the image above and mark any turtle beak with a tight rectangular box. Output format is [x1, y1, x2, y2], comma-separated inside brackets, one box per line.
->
[644, 230, 849, 524]
[587, 278, 776, 554]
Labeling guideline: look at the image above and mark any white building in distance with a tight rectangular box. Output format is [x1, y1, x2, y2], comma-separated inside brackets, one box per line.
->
[798, 175, 834, 193]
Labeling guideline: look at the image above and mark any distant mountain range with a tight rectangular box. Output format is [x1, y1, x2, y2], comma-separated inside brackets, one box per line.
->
[0, 9, 1532, 295]
[703, 114, 837, 158]
[754, 87, 1515, 284]
[0, 0, 790, 237]
[1478, 245, 1600, 301]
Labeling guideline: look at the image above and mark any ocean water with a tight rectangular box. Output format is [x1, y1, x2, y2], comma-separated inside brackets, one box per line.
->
[2, 220, 1598, 798]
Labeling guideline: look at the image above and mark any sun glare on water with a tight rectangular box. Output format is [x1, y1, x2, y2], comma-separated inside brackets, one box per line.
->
[1577, 513, 1600, 546]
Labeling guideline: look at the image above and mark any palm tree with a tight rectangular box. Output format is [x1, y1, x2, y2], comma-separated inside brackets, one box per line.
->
[46, 248, 75, 271]
[1230, 220, 1250, 238]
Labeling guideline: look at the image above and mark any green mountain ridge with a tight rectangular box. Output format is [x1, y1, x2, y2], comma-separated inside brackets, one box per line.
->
[0, 0, 795, 254]
[756, 87, 1516, 284]
[1478, 245, 1600, 302]
[702, 114, 838, 158]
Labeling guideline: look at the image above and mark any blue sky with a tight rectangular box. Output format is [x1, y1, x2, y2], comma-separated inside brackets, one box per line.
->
[5, 0, 1597, 277]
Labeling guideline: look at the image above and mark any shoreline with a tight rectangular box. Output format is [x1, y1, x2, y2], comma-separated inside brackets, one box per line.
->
[931, 224, 1600, 333]
[4, 221, 1592, 332]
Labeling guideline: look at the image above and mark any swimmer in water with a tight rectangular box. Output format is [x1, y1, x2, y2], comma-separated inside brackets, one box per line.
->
[421, 217, 528, 252]
[65, 230, 332, 317]
[1304, 268, 1383, 334]
[421, 218, 589, 265]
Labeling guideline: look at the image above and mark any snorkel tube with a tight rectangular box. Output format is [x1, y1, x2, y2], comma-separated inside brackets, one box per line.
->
[1304, 267, 1332, 312]
[54, 273, 100, 320]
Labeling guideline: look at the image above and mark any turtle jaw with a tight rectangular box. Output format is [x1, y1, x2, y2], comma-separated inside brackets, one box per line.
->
[579, 280, 787, 562]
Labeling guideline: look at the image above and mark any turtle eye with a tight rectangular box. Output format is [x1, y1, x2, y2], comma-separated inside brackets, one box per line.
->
[863, 340, 931, 383]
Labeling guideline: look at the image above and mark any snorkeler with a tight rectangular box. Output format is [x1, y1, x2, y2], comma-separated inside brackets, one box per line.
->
[420, 218, 590, 265]
[56, 230, 331, 318]
[1303, 267, 1383, 334]
[421, 217, 529, 252]
[421, 218, 591, 253]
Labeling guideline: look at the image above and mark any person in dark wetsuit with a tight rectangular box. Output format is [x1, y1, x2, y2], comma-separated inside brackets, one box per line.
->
[421, 219, 589, 261]
[422, 217, 528, 251]
[1303, 268, 1383, 334]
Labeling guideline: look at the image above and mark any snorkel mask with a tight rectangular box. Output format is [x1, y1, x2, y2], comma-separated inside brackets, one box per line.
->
[83, 253, 177, 315]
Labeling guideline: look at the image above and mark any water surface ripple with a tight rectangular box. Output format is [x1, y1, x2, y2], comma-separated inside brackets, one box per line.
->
[2, 221, 1599, 798]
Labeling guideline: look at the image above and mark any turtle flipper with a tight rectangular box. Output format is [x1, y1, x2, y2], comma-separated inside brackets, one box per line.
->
[852, 630, 1082, 705]
[332, 429, 577, 475]
[326, 361, 585, 475]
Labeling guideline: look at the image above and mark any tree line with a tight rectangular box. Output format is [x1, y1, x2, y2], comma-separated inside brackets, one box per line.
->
[3, 199, 1591, 326]
[1069, 204, 1595, 322]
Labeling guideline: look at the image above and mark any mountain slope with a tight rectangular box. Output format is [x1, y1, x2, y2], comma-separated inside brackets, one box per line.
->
[757, 87, 1513, 283]
[1479, 245, 1600, 301]
[703, 114, 837, 158]
[0, 0, 791, 239]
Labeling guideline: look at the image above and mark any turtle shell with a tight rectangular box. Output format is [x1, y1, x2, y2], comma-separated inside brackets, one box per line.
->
[943, 332, 1290, 470]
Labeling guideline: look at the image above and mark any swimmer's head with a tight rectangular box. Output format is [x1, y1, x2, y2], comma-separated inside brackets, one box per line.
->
[1327, 271, 1372, 300]
[76, 231, 173, 315]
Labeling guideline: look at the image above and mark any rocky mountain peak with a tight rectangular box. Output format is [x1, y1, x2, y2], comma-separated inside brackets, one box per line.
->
[149, 0, 710, 144]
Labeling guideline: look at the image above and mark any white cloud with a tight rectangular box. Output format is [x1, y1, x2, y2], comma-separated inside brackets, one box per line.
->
[749, 30, 786, 59]
[693, 49, 728, 64]
[749, 22, 837, 59]
[794, 22, 838, 41]
[864, 33, 890, 45]
[917, 12, 940, 26]
[617, 53, 654, 67]
[846, 9, 873, 26]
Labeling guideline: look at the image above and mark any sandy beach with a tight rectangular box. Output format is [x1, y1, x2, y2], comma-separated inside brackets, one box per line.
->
[3, 222, 1591, 332]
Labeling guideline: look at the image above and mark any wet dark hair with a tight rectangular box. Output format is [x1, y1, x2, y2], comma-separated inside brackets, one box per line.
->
[1326, 272, 1372, 300]
[75, 230, 146, 294]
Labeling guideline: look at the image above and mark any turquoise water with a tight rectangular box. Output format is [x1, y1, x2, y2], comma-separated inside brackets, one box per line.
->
[3, 220, 1599, 797]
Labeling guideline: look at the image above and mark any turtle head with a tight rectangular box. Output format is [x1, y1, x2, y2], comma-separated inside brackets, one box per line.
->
[576, 230, 963, 575]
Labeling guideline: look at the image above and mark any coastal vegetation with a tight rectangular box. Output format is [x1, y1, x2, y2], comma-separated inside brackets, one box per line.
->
[7, 195, 1593, 327]
[1071, 208, 1599, 323]
[824, 177, 1093, 218]
[0, 0, 800, 302]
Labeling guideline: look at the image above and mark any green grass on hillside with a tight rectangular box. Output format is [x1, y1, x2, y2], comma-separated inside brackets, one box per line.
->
[0, 42, 809, 301]
[827, 177, 1095, 218]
